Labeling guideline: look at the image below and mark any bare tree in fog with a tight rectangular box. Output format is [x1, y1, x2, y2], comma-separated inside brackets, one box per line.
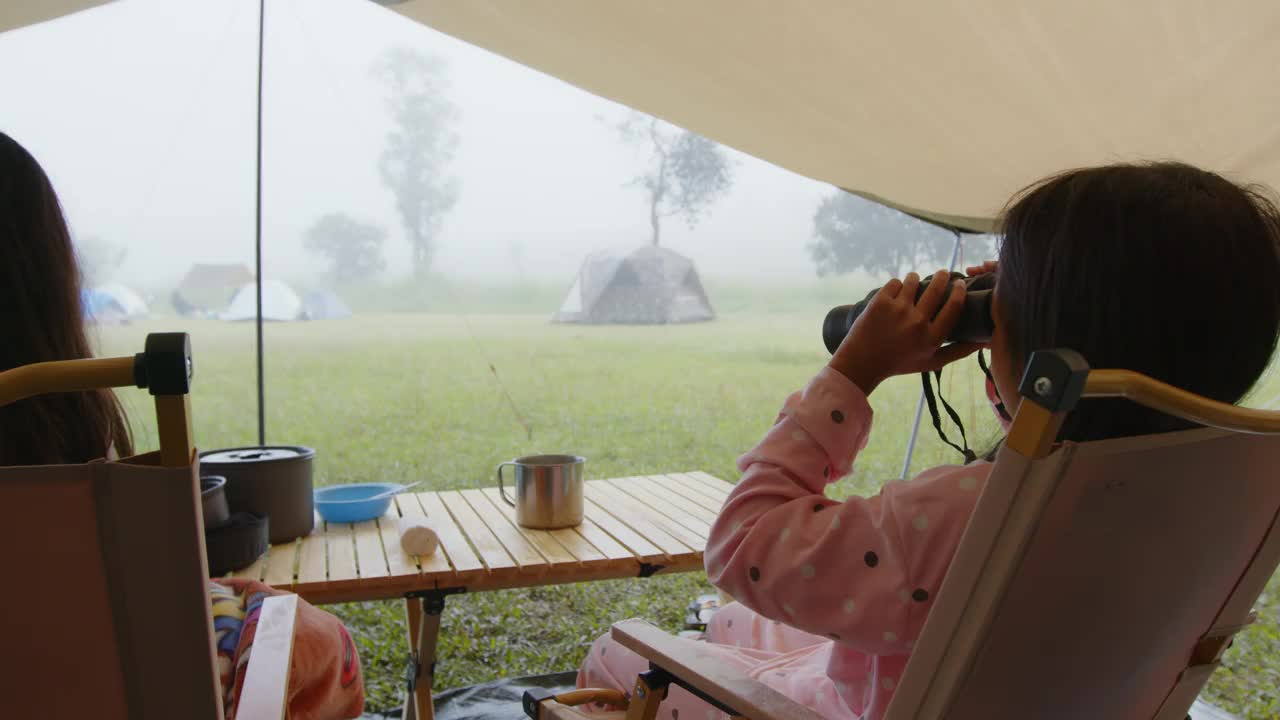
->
[809, 192, 954, 277]
[304, 213, 387, 283]
[619, 114, 733, 247]
[75, 234, 127, 285]
[372, 48, 459, 278]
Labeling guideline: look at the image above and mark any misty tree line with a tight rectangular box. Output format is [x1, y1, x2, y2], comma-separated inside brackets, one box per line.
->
[77, 47, 976, 287]
[303, 41, 972, 282]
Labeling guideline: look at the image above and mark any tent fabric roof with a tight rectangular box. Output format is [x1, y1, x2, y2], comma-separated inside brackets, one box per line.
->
[387, 1, 1280, 232]
[0, 1, 108, 35]
[10, 2, 1280, 232]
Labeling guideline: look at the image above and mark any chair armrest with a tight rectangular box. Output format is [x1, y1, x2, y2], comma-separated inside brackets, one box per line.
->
[610, 620, 825, 720]
[235, 594, 299, 720]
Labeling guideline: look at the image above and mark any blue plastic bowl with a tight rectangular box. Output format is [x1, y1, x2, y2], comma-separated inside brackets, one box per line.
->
[314, 483, 404, 523]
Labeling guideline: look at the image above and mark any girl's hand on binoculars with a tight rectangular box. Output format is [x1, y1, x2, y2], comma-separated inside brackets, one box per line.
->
[964, 260, 998, 276]
[829, 270, 983, 394]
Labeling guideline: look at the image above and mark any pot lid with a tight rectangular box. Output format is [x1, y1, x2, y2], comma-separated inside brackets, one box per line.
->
[201, 446, 315, 464]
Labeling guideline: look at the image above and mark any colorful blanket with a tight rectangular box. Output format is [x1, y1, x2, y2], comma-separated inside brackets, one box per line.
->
[210, 578, 364, 719]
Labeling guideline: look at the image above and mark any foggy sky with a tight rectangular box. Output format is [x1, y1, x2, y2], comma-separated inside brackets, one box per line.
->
[0, 0, 839, 291]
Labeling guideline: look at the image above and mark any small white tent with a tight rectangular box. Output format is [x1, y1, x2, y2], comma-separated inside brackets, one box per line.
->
[92, 283, 147, 319]
[301, 289, 352, 320]
[221, 280, 302, 322]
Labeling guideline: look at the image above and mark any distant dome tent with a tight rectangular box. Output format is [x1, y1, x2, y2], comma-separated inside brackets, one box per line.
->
[222, 280, 303, 322]
[92, 283, 147, 319]
[554, 246, 714, 325]
[82, 288, 126, 325]
[175, 263, 255, 316]
[302, 288, 352, 320]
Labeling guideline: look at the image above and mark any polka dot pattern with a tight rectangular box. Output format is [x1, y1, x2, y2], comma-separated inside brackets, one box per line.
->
[673, 710, 679, 719]
[823, 466, 830, 478]
[813, 503, 827, 513]
[801, 564, 816, 579]
[864, 551, 879, 567]
[749, 566, 761, 582]
[912, 514, 930, 531]
[831, 409, 845, 424]
[912, 588, 930, 602]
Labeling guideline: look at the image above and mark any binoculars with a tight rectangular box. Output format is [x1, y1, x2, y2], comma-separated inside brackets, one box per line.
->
[823, 272, 996, 354]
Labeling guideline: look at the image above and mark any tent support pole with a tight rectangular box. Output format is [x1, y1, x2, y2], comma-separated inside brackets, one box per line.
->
[254, 0, 266, 447]
[899, 229, 964, 479]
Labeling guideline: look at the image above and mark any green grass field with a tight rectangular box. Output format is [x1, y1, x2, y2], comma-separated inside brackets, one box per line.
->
[95, 304, 1279, 717]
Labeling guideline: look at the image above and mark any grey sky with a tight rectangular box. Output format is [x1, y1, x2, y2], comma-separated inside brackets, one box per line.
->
[0, 0, 836, 290]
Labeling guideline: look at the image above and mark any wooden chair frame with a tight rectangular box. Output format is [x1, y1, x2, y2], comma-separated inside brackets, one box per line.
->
[0, 333, 296, 720]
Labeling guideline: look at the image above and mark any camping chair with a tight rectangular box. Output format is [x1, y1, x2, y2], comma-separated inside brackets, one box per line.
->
[525, 349, 1280, 720]
[0, 333, 297, 720]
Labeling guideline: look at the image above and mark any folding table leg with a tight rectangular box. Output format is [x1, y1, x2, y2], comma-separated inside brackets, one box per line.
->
[403, 598, 425, 720]
[403, 588, 464, 720]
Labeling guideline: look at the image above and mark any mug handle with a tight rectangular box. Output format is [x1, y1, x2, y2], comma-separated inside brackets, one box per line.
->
[497, 462, 518, 507]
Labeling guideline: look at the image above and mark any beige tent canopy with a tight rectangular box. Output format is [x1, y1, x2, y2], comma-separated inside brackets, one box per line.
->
[7, 1, 1280, 231]
[382, 0, 1280, 232]
[0, 1, 105, 35]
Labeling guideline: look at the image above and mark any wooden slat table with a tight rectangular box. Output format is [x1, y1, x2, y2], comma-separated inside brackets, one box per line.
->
[229, 472, 732, 720]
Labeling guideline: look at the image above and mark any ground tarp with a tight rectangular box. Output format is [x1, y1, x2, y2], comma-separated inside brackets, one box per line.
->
[360, 672, 576, 720]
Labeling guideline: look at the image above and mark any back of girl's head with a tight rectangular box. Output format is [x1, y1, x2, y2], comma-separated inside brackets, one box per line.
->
[0, 131, 132, 464]
[997, 161, 1280, 442]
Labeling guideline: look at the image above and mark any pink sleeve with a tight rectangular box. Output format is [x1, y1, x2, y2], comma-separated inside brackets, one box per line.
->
[704, 368, 992, 656]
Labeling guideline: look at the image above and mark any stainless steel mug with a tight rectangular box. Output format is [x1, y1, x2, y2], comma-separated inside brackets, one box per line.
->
[496, 454, 585, 529]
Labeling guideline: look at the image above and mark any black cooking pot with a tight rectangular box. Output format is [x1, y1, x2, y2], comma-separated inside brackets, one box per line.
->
[200, 446, 315, 543]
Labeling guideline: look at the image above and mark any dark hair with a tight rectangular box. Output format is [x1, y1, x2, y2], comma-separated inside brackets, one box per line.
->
[0, 131, 133, 465]
[997, 161, 1280, 442]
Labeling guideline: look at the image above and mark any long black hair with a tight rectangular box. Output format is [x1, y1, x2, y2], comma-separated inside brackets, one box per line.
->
[0, 131, 133, 465]
[996, 162, 1280, 442]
